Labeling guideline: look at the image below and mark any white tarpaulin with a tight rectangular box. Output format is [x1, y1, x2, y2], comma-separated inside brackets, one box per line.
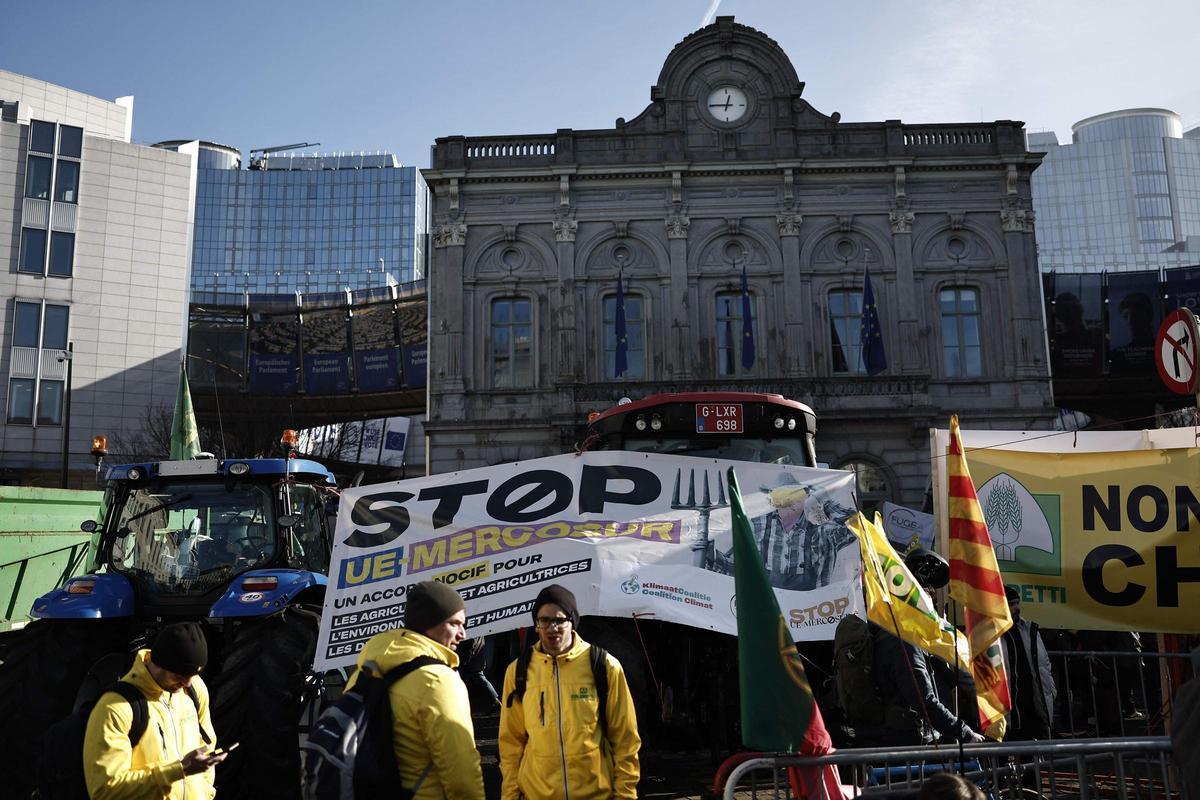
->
[315, 451, 864, 670]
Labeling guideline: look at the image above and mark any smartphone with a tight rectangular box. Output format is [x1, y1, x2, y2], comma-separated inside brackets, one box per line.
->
[211, 742, 240, 756]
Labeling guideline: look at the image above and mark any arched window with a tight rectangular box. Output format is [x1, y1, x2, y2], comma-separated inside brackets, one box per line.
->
[602, 292, 645, 380]
[490, 297, 533, 388]
[829, 290, 865, 375]
[839, 458, 893, 515]
[940, 287, 982, 377]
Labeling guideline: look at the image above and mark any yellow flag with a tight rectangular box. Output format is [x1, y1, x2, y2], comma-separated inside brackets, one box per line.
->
[847, 512, 970, 669]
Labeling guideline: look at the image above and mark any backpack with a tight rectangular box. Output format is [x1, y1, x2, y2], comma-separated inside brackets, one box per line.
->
[833, 615, 885, 727]
[38, 681, 209, 800]
[505, 642, 610, 739]
[301, 655, 440, 800]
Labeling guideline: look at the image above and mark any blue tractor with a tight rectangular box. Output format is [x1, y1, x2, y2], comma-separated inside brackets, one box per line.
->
[0, 449, 339, 800]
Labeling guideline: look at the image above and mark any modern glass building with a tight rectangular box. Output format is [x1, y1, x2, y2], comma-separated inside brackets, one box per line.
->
[1029, 108, 1200, 273]
[156, 142, 427, 295]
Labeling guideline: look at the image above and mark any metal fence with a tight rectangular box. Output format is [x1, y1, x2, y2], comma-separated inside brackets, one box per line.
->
[719, 737, 1188, 800]
[1047, 650, 1194, 738]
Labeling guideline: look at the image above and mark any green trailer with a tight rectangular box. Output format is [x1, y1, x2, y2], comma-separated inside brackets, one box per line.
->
[0, 486, 101, 634]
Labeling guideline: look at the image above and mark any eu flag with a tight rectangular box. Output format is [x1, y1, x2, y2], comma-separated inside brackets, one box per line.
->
[614, 271, 628, 377]
[741, 264, 755, 370]
[860, 268, 887, 376]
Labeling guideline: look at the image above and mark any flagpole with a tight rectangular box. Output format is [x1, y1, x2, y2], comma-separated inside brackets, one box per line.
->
[949, 596, 967, 773]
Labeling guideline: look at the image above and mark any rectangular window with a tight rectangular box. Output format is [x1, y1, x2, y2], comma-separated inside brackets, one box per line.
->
[29, 120, 55, 154]
[36, 380, 64, 425]
[42, 304, 70, 350]
[829, 290, 865, 375]
[491, 298, 532, 388]
[603, 293, 645, 380]
[58, 125, 83, 158]
[13, 302, 42, 347]
[19, 228, 47, 274]
[716, 292, 756, 377]
[53, 160, 80, 203]
[940, 287, 982, 377]
[6, 378, 35, 424]
[25, 155, 52, 199]
[49, 232, 75, 277]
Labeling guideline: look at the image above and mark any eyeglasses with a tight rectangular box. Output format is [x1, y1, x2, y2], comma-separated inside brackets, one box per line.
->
[535, 616, 571, 630]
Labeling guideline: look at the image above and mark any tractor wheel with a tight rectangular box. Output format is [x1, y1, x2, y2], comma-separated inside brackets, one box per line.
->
[0, 619, 128, 798]
[211, 606, 320, 800]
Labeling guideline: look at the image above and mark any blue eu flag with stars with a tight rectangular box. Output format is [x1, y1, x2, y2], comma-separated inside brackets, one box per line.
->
[741, 264, 755, 370]
[615, 271, 628, 377]
[860, 268, 887, 376]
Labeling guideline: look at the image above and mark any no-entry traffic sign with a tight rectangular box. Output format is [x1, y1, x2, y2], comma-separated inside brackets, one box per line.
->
[1155, 308, 1200, 394]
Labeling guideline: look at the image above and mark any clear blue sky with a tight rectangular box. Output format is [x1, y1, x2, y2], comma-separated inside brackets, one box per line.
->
[5, 0, 1199, 168]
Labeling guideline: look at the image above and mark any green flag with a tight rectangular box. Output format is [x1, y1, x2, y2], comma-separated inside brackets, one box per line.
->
[170, 362, 200, 460]
[729, 466, 832, 754]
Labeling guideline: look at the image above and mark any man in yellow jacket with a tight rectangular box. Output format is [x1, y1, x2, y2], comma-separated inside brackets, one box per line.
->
[83, 621, 225, 800]
[499, 584, 641, 800]
[349, 580, 484, 800]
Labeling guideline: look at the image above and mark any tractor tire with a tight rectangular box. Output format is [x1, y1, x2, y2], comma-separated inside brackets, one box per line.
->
[211, 606, 320, 800]
[0, 619, 128, 799]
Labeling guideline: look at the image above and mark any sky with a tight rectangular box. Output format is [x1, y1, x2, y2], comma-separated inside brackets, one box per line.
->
[5, 0, 1199, 168]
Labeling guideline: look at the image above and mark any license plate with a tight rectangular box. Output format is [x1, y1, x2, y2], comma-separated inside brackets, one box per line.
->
[695, 403, 744, 434]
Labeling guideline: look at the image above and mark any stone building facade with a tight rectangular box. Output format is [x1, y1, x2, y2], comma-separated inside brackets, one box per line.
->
[422, 17, 1054, 508]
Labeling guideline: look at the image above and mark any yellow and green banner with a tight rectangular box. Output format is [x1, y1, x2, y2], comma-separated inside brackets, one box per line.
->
[966, 446, 1200, 633]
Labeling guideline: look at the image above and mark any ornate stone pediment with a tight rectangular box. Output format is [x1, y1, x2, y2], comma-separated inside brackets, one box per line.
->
[584, 236, 657, 272]
[474, 240, 547, 275]
[696, 234, 769, 272]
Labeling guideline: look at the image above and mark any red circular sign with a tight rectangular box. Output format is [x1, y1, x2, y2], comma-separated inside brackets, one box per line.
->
[1155, 309, 1200, 394]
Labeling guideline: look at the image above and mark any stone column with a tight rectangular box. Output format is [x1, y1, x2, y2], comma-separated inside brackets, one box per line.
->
[889, 208, 926, 373]
[777, 210, 806, 377]
[1001, 208, 1046, 379]
[552, 210, 578, 383]
[431, 217, 467, 420]
[666, 207, 691, 379]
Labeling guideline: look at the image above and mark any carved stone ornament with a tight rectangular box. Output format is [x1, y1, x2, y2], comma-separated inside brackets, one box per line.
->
[838, 215, 853, 233]
[432, 219, 467, 248]
[552, 213, 578, 243]
[726, 218, 741, 236]
[613, 220, 629, 239]
[503, 225, 518, 243]
[776, 211, 802, 237]
[665, 209, 690, 239]
[889, 209, 914, 234]
[948, 213, 965, 231]
[1000, 208, 1035, 233]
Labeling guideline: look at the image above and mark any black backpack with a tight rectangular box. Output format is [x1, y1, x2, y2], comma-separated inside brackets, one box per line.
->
[301, 656, 440, 800]
[38, 681, 209, 800]
[833, 615, 885, 727]
[505, 643, 610, 739]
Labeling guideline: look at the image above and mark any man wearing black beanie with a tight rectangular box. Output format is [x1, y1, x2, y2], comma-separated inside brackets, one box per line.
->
[348, 580, 483, 800]
[499, 584, 641, 800]
[83, 621, 226, 798]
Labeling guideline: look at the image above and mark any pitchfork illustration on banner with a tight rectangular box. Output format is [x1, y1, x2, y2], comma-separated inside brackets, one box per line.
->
[671, 467, 730, 569]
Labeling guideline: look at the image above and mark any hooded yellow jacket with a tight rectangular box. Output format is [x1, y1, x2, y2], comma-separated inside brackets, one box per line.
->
[82, 649, 217, 800]
[347, 628, 484, 800]
[499, 634, 641, 800]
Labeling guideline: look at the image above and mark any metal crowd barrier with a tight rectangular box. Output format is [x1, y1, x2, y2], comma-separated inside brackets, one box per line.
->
[1047, 650, 1194, 738]
[718, 737, 1188, 800]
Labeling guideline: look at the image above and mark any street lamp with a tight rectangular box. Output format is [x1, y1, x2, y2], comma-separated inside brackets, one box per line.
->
[57, 343, 73, 488]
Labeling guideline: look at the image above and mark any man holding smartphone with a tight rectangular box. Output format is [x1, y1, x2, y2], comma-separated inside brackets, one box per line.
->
[84, 622, 224, 799]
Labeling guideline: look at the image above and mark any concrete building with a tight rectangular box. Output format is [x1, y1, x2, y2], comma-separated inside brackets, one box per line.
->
[154, 142, 428, 296]
[1030, 108, 1200, 274]
[422, 17, 1054, 507]
[0, 71, 195, 483]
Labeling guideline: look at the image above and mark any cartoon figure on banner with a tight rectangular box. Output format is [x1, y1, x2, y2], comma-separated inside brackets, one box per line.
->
[676, 468, 857, 591]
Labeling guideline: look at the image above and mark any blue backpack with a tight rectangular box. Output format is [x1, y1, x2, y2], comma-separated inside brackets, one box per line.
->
[302, 656, 439, 800]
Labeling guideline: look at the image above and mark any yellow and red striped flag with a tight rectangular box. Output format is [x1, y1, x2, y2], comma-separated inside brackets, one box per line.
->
[947, 414, 1013, 741]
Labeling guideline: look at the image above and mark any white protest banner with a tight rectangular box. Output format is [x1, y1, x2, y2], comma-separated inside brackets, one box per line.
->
[314, 451, 863, 670]
[880, 501, 936, 553]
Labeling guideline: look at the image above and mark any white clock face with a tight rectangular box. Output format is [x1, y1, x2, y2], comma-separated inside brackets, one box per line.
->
[706, 86, 748, 123]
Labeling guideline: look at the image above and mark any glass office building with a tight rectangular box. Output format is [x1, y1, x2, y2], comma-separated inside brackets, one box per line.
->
[1029, 108, 1200, 274]
[156, 142, 427, 294]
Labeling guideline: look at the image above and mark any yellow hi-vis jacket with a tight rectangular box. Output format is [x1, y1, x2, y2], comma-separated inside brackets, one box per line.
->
[82, 649, 217, 800]
[499, 633, 641, 800]
[347, 628, 484, 800]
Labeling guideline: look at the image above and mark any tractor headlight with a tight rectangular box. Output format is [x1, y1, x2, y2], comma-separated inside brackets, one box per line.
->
[228, 462, 250, 476]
